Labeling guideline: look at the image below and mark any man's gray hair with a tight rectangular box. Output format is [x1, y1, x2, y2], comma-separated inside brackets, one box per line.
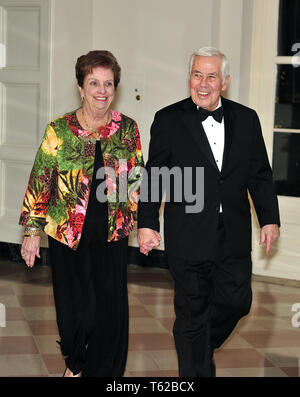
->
[189, 47, 230, 84]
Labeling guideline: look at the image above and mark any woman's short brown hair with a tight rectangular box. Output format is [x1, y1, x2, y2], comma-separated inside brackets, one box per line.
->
[75, 50, 121, 88]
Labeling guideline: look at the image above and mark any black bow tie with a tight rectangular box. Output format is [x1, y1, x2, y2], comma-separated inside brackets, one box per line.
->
[198, 106, 223, 123]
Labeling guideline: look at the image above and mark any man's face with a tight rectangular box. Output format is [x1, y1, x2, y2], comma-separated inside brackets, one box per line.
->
[189, 55, 230, 111]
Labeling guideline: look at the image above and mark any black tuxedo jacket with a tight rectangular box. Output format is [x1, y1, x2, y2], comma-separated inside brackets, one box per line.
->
[138, 96, 280, 261]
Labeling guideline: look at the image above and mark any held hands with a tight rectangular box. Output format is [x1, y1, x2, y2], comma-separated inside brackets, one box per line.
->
[138, 224, 280, 256]
[21, 236, 41, 267]
[138, 228, 161, 256]
[260, 224, 280, 254]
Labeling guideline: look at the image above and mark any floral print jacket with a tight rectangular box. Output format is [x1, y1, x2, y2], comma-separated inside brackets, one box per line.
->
[19, 110, 144, 250]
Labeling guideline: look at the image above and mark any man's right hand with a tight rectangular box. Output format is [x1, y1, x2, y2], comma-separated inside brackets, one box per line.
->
[137, 228, 161, 256]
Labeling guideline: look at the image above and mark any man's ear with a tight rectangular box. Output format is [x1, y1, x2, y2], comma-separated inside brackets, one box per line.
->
[222, 75, 230, 92]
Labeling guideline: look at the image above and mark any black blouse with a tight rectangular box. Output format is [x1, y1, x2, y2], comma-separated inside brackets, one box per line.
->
[84, 140, 108, 226]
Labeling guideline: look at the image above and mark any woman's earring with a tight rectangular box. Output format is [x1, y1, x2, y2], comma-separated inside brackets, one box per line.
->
[81, 96, 84, 102]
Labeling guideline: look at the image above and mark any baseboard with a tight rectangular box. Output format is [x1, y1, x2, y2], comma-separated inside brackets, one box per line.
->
[0, 241, 168, 269]
[0, 241, 50, 266]
[127, 246, 168, 269]
[1, 241, 299, 287]
[252, 273, 300, 288]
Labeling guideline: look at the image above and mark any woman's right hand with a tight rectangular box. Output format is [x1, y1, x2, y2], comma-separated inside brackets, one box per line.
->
[137, 228, 161, 256]
[21, 236, 41, 268]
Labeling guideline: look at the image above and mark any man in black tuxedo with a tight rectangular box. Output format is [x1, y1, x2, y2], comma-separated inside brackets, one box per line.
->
[137, 47, 280, 377]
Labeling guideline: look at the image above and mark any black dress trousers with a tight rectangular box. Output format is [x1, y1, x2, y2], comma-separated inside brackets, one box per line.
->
[168, 214, 253, 377]
[48, 141, 129, 376]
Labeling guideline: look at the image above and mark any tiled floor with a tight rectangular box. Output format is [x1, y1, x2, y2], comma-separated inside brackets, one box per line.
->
[0, 259, 300, 377]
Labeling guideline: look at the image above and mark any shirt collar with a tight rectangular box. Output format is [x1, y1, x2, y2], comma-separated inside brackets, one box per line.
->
[196, 97, 222, 111]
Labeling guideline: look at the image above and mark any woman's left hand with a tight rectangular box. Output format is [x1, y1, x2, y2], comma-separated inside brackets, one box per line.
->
[21, 236, 41, 268]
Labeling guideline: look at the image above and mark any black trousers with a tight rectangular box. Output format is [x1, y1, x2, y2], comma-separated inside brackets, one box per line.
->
[48, 222, 129, 377]
[168, 215, 252, 377]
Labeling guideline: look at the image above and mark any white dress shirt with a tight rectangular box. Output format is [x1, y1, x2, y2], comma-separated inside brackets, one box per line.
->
[198, 98, 224, 212]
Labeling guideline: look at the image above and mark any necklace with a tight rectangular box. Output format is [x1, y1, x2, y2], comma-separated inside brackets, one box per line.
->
[81, 109, 111, 134]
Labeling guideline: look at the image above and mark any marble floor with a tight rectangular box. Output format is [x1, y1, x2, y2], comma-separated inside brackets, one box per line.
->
[0, 259, 300, 377]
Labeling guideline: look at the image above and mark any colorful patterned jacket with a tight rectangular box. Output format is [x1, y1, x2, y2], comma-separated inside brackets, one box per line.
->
[19, 110, 144, 249]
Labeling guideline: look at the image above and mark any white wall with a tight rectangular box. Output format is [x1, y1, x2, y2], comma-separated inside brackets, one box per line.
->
[50, 0, 93, 120]
[49, 0, 251, 166]
[91, 0, 254, 161]
[238, 0, 254, 106]
[92, 0, 216, 160]
[212, 0, 244, 102]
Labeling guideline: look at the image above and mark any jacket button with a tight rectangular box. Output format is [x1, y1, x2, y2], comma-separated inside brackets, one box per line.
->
[220, 179, 224, 184]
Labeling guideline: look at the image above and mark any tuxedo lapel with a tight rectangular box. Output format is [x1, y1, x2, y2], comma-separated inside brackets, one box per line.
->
[180, 98, 219, 171]
[221, 98, 236, 172]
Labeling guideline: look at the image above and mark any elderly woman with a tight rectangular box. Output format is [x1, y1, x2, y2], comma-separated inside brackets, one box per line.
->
[19, 50, 143, 377]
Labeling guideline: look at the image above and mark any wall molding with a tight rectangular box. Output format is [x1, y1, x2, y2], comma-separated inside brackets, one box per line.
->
[2, 241, 300, 288]
[0, 241, 168, 269]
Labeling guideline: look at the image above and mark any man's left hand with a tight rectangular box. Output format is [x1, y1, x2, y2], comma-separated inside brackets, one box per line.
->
[260, 224, 280, 254]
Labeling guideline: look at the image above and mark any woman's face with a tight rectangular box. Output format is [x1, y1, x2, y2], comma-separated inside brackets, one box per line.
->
[79, 66, 115, 114]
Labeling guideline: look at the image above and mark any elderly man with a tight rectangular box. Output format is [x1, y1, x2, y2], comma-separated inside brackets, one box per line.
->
[137, 47, 280, 377]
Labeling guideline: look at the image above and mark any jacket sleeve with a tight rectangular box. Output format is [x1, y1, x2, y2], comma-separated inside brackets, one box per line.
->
[137, 111, 171, 232]
[127, 120, 144, 219]
[19, 123, 59, 229]
[247, 111, 280, 227]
